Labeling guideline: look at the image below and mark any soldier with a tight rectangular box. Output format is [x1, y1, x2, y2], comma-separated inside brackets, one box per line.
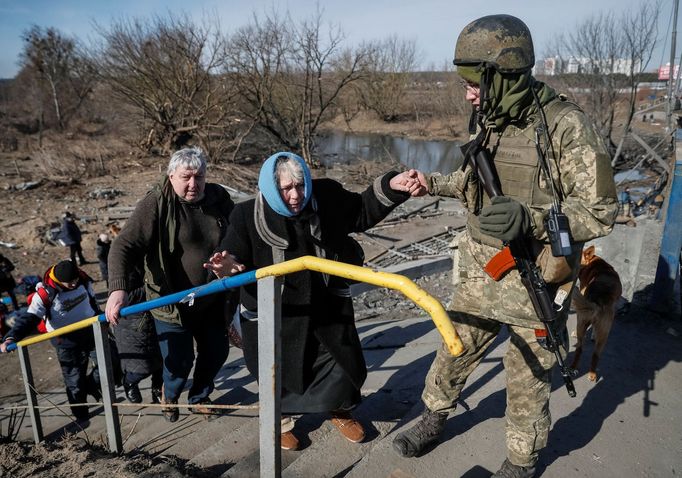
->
[392, 15, 618, 477]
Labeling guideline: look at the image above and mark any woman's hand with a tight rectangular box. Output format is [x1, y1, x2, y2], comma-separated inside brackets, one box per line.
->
[390, 169, 428, 197]
[203, 251, 246, 279]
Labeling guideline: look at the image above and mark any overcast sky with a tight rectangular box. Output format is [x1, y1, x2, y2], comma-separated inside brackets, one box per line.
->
[0, 0, 678, 78]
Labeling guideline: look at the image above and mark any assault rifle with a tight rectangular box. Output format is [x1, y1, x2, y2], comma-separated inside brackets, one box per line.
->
[466, 145, 577, 397]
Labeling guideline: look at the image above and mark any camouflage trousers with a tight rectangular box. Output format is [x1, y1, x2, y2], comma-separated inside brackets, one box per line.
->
[422, 311, 557, 467]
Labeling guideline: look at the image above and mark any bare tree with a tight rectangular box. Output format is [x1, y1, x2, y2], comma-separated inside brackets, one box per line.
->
[226, 9, 367, 165]
[613, 0, 661, 164]
[7, 68, 44, 136]
[553, 12, 623, 145]
[19, 26, 95, 131]
[358, 35, 420, 122]
[422, 63, 471, 136]
[92, 13, 244, 158]
[551, 0, 661, 156]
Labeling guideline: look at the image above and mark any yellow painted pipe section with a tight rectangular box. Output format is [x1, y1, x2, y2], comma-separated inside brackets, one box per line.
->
[16, 316, 100, 348]
[256, 256, 464, 356]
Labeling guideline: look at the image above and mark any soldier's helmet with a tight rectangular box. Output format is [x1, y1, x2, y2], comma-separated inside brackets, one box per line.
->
[453, 14, 534, 73]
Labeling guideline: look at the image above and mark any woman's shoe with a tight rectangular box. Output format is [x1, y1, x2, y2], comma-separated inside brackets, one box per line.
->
[330, 411, 365, 443]
[280, 431, 300, 450]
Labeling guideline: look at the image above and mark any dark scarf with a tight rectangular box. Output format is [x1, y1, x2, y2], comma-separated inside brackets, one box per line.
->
[155, 176, 178, 254]
[482, 70, 557, 130]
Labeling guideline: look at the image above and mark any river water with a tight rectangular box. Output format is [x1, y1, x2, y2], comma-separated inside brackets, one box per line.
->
[317, 132, 659, 202]
[317, 131, 463, 175]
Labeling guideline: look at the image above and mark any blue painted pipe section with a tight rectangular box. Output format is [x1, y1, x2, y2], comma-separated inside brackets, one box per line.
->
[5, 271, 258, 352]
[113, 270, 258, 319]
[652, 142, 682, 314]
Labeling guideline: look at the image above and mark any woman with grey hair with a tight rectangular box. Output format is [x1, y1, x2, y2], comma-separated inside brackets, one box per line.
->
[106, 146, 243, 422]
[205, 151, 421, 450]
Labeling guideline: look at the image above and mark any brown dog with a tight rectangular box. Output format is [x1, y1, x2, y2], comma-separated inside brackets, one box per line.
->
[570, 245, 622, 381]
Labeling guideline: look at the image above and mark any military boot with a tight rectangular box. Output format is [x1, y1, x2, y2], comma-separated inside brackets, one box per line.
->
[491, 459, 537, 478]
[392, 408, 447, 457]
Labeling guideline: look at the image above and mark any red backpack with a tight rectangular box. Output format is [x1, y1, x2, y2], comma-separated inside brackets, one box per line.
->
[24, 292, 47, 334]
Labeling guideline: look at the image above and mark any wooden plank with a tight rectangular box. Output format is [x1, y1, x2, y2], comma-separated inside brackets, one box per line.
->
[630, 132, 671, 172]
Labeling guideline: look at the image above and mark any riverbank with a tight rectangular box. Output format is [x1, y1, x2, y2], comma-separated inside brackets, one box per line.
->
[323, 110, 469, 142]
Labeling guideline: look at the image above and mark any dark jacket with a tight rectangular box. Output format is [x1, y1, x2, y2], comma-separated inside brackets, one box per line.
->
[111, 286, 162, 376]
[220, 173, 409, 394]
[59, 218, 82, 246]
[108, 181, 235, 324]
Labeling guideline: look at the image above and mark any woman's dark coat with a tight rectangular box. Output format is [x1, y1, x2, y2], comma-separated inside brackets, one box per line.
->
[111, 287, 162, 377]
[219, 173, 409, 395]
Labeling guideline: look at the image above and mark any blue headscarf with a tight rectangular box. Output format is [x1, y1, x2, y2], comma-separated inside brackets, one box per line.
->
[258, 152, 313, 217]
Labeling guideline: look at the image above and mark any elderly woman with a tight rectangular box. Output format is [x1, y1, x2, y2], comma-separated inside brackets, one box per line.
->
[106, 147, 237, 422]
[205, 152, 420, 450]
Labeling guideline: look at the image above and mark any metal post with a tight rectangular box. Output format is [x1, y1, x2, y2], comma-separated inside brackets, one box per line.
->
[92, 320, 122, 453]
[17, 345, 43, 443]
[667, 0, 679, 131]
[257, 275, 283, 478]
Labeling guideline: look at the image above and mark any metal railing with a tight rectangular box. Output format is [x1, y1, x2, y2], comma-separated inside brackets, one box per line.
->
[4, 256, 464, 476]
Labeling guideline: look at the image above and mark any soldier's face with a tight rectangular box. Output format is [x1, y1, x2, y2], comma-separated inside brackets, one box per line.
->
[169, 165, 206, 203]
[464, 83, 480, 106]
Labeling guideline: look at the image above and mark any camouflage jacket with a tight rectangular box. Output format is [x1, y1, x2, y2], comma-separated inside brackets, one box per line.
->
[428, 96, 618, 328]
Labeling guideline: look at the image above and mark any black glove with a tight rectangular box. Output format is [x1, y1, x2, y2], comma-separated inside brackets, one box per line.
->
[478, 196, 532, 242]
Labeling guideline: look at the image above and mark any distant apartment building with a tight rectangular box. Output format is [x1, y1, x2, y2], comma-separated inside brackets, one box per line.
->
[534, 56, 640, 76]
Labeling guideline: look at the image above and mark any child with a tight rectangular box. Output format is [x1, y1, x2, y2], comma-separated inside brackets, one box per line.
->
[1, 260, 103, 423]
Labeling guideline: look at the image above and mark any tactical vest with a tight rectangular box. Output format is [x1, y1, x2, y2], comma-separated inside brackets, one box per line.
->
[467, 97, 581, 249]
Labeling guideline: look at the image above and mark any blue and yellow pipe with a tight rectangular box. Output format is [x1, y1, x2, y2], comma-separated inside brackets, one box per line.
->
[7, 256, 464, 356]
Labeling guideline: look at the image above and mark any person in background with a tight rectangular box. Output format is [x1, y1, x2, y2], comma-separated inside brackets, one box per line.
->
[618, 187, 633, 218]
[60, 212, 88, 266]
[96, 233, 111, 287]
[391, 15, 618, 478]
[0, 253, 19, 311]
[205, 152, 421, 451]
[105, 146, 237, 423]
[1, 260, 104, 424]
